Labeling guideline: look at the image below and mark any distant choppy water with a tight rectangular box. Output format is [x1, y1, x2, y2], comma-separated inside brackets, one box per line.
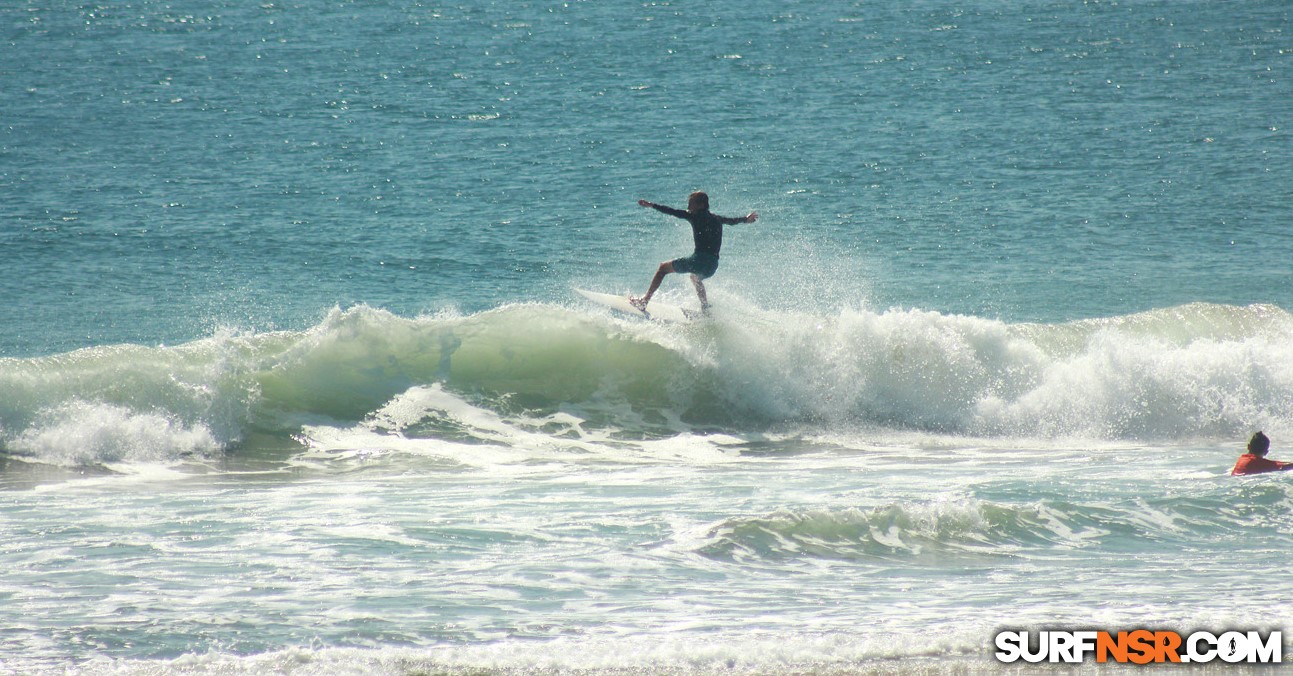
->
[2, 1, 1292, 673]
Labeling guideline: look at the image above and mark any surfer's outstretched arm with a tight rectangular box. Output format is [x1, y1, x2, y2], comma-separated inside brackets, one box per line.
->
[716, 212, 758, 225]
[638, 199, 688, 219]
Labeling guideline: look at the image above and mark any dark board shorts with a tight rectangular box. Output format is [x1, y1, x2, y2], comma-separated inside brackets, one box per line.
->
[670, 252, 719, 279]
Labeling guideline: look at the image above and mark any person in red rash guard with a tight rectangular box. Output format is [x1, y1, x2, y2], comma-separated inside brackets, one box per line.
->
[1231, 432, 1293, 476]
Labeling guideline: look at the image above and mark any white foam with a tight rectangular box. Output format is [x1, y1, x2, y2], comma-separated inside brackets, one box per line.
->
[677, 300, 1293, 441]
[68, 629, 990, 675]
[8, 400, 220, 467]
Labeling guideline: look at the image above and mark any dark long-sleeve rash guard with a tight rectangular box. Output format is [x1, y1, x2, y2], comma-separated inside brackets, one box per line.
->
[645, 203, 748, 257]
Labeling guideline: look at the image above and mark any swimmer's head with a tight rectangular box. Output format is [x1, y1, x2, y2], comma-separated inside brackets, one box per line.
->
[1249, 431, 1271, 456]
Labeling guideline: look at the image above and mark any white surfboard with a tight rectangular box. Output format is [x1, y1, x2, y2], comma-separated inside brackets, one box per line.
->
[574, 288, 699, 322]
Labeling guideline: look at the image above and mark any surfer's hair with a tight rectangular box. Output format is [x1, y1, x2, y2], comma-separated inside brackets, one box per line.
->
[1249, 431, 1271, 455]
[687, 191, 709, 212]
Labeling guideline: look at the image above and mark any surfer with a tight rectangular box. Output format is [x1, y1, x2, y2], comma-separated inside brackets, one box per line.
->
[1231, 432, 1293, 475]
[630, 192, 757, 313]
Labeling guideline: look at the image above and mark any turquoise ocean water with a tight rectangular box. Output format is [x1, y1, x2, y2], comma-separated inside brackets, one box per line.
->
[3, 1, 1293, 672]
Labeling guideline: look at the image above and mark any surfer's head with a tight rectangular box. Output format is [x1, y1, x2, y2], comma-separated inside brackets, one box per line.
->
[687, 191, 709, 213]
[1249, 431, 1271, 456]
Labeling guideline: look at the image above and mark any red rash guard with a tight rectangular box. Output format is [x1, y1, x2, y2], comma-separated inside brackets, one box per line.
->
[1232, 453, 1293, 476]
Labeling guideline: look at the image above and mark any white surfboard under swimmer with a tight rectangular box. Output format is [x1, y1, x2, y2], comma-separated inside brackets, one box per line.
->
[574, 288, 699, 322]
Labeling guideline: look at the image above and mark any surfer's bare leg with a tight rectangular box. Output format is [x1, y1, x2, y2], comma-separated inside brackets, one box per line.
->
[631, 261, 673, 311]
[690, 274, 710, 312]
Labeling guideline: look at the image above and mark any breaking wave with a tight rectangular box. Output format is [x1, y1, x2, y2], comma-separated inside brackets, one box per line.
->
[2, 300, 1292, 467]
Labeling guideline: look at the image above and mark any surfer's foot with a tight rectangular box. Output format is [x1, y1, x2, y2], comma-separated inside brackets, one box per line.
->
[629, 296, 649, 312]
